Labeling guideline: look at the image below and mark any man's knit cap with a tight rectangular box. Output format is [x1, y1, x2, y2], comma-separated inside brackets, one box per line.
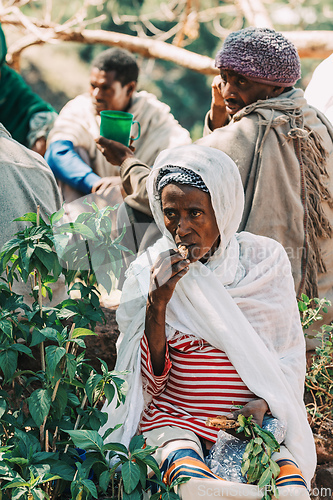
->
[215, 27, 301, 87]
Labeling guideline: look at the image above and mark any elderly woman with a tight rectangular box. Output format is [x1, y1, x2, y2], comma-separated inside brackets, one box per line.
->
[102, 144, 315, 499]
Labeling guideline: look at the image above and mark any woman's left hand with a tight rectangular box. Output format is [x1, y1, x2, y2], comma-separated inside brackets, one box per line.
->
[232, 399, 269, 427]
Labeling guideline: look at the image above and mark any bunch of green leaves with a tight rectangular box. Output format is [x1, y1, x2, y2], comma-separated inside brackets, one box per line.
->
[298, 294, 331, 331]
[0, 205, 135, 500]
[298, 295, 333, 425]
[53, 201, 132, 293]
[150, 474, 190, 500]
[0, 313, 128, 500]
[237, 415, 280, 500]
[67, 432, 160, 500]
[0, 212, 62, 301]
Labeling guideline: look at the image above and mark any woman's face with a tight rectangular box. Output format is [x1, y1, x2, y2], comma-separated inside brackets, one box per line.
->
[161, 183, 220, 263]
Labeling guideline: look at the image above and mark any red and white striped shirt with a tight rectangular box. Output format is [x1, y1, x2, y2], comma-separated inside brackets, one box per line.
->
[140, 331, 256, 442]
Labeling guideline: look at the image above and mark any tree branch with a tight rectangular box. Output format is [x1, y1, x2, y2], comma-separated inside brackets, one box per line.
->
[1, 17, 333, 75]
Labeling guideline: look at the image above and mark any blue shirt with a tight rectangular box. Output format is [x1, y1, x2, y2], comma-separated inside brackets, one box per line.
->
[45, 140, 100, 194]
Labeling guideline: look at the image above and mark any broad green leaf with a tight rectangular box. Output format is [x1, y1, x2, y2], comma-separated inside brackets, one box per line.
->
[32, 489, 47, 500]
[134, 457, 147, 488]
[38, 327, 59, 342]
[66, 429, 104, 452]
[269, 459, 280, 478]
[140, 455, 160, 477]
[85, 373, 102, 404]
[45, 345, 66, 376]
[252, 443, 262, 456]
[0, 349, 18, 381]
[121, 460, 141, 494]
[49, 207, 65, 225]
[241, 458, 250, 476]
[67, 392, 80, 406]
[5, 457, 29, 466]
[81, 479, 98, 499]
[91, 250, 105, 270]
[99, 470, 111, 493]
[28, 388, 51, 427]
[11, 488, 26, 500]
[123, 489, 141, 500]
[0, 319, 13, 338]
[170, 476, 191, 488]
[66, 353, 77, 382]
[72, 328, 96, 339]
[14, 213, 38, 223]
[102, 442, 128, 455]
[11, 344, 33, 357]
[104, 383, 115, 405]
[102, 423, 122, 441]
[298, 302, 307, 312]
[3, 480, 29, 489]
[57, 222, 96, 240]
[49, 463, 75, 482]
[53, 385, 68, 420]
[129, 434, 145, 453]
[258, 468, 273, 489]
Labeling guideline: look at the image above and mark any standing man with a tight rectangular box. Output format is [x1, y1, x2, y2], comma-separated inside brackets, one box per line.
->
[45, 47, 191, 204]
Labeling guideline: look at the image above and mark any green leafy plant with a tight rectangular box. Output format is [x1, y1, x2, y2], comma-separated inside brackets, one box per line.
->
[298, 294, 333, 427]
[0, 204, 169, 500]
[238, 415, 280, 500]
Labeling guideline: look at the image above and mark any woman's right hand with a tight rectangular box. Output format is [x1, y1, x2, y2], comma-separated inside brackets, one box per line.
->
[148, 249, 190, 309]
[145, 249, 189, 375]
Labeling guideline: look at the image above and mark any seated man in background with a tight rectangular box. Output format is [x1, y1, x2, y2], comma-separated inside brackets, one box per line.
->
[0, 25, 57, 157]
[45, 47, 191, 205]
[0, 123, 65, 305]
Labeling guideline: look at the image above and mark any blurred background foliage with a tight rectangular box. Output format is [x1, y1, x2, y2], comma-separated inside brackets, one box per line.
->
[9, 0, 333, 141]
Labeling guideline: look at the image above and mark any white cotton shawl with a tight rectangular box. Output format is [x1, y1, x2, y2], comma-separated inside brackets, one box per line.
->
[100, 144, 316, 487]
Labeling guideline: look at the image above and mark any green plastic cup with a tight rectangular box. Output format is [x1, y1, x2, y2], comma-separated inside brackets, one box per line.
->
[99, 110, 140, 146]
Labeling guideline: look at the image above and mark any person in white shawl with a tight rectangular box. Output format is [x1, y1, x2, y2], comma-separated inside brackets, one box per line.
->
[101, 144, 315, 499]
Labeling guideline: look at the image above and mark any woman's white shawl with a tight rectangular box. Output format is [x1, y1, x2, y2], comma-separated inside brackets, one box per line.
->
[101, 145, 316, 486]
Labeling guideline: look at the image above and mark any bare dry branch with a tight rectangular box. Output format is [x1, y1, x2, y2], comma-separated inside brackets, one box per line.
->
[1, 3, 333, 75]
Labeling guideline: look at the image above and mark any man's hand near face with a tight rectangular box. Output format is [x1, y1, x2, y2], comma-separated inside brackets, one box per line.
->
[209, 75, 229, 130]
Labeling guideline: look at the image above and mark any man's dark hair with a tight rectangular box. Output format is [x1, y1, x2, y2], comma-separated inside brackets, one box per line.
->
[92, 48, 139, 86]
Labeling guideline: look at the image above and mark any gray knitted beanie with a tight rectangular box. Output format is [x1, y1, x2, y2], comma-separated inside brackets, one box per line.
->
[215, 27, 301, 87]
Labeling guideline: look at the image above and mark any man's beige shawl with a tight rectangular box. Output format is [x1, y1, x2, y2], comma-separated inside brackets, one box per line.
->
[47, 90, 191, 181]
[198, 88, 333, 310]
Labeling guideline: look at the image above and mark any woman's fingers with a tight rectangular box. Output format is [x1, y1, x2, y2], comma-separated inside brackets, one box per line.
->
[151, 252, 189, 289]
[232, 399, 269, 427]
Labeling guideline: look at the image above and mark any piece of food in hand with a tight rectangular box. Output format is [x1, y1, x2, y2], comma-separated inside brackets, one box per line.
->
[178, 245, 188, 259]
[206, 415, 240, 430]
